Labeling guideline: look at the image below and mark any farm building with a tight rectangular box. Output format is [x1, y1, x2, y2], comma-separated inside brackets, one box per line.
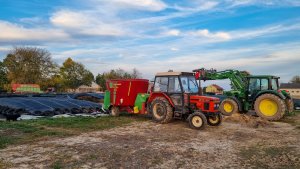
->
[74, 82, 101, 93]
[280, 83, 300, 99]
[205, 84, 224, 95]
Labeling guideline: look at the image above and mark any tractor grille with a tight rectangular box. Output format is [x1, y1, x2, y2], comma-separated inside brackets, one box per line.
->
[204, 103, 209, 110]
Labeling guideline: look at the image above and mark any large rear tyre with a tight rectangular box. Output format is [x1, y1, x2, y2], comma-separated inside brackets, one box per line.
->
[254, 94, 286, 121]
[286, 98, 294, 113]
[151, 97, 173, 124]
[188, 112, 207, 130]
[111, 106, 120, 116]
[207, 113, 222, 126]
[219, 98, 239, 116]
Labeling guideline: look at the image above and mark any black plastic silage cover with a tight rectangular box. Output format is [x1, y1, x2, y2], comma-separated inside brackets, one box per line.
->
[0, 95, 103, 119]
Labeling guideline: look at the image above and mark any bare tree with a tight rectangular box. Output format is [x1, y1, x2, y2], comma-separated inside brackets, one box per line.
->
[290, 75, 300, 83]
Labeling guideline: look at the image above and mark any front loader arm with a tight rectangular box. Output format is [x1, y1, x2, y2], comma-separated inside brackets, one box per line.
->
[194, 68, 247, 92]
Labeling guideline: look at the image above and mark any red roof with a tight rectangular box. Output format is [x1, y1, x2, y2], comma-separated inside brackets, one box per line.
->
[211, 84, 224, 90]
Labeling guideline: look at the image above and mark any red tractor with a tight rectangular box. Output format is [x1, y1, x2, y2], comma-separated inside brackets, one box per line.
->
[104, 71, 222, 129]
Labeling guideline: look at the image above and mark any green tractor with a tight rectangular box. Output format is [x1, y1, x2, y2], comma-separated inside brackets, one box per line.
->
[193, 68, 294, 121]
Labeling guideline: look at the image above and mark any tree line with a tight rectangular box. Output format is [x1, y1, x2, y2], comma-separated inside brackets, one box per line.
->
[0, 47, 141, 92]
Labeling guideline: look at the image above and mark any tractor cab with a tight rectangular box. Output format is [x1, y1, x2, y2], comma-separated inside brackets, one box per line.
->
[246, 75, 284, 102]
[148, 72, 221, 129]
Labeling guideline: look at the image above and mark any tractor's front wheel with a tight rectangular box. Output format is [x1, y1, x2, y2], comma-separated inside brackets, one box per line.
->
[219, 98, 239, 116]
[207, 113, 222, 126]
[188, 112, 207, 130]
[254, 94, 286, 121]
[111, 106, 120, 116]
[151, 97, 173, 124]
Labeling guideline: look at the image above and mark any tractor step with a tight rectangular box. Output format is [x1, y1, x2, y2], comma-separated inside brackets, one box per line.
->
[173, 111, 183, 119]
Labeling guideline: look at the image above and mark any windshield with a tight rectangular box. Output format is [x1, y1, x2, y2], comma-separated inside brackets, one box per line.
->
[180, 76, 198, 93]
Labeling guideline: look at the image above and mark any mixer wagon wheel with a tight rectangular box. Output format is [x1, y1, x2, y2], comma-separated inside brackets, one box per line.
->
[254, 94, 286, 121]
[188, 112, 207, 130]
[219, 98, 239, 116]
[151, 97, 173, 124]
[111, 106, 120, 116]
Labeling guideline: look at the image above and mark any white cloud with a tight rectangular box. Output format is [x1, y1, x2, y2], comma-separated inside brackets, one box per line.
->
[50, 10, 124, 36]
[194, 1, 219, 11]
[227, 0, 300, 8]
[188, 29, 231, 40]
[0, 20, 69, 42]
[159, 22, 300, 43]
[164, 29, 181, 36]
[231, 23, 300, 40]
[0, 46, 10, 52]
[135, 43, 300, 80]
[19, 17, 43, 24]
[173, 1, 219, 11]
[50, 10, 91, 28]
[104, 0, 167, 11]
[170, 47, 179, 51]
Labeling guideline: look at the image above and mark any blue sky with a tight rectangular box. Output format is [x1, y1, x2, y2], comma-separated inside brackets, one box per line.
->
[0, 0, 300, 88]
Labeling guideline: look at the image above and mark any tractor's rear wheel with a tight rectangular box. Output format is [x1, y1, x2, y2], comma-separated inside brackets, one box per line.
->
[220, 98, 239, 116]
[207, 113, 222, 126]
[254, 94, 286, 121]
[188, 112, 207, 130]
[286, 98, 294, 113]
[151, 97, 173, 124]
[111, 106, 120, 116]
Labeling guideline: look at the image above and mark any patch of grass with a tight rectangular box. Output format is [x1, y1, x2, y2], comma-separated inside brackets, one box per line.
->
[0, 136, 17, 149]
[280, 111, 300, 130]
[0, 160, 13, 169]
[239, 145, 299, 169]
[51, 161, 63, 169]
[286, 110, 300, 116]
[240, 146, 294, 159]
[263, 147, 294, 157]
[239, 145, 260, 159]
[0, 115, 146, 149]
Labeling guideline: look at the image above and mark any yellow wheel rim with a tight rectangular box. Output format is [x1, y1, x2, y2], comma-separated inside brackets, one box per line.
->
[209, 116, 219, 124]
[192, 116, 203, 127]
[223, 102, 233, 113]
[259, 99, 278, 116]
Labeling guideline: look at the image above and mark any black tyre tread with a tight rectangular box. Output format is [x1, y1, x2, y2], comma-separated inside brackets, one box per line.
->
[220, 98, 239, 116]
[188, 112, 207, 130]
[207, 113, 222, 126]
[151, 97, 173, 124]
[111, 106, 120, 117]
[254, 94, 286, 121]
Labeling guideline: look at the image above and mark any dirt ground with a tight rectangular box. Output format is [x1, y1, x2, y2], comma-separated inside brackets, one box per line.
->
[0, 114, 300, 169]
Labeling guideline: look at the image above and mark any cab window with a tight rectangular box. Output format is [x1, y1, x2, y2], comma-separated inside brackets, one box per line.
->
[261, 79, 268, 90]
[271, 79, 278, 90]
[181, 76, 198, 93]
[154, 77, 168, 92]
[249, 78, 260, 91]
[168, 76, 181, 92]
